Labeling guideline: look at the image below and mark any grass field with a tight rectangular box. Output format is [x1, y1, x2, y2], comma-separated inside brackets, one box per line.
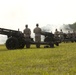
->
[0, 43, 76, 75]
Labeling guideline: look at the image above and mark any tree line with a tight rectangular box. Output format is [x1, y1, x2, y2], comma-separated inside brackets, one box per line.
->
[64, 22, 76, 31]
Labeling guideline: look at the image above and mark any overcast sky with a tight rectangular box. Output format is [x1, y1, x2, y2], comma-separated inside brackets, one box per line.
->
[0, 0, 76, 44]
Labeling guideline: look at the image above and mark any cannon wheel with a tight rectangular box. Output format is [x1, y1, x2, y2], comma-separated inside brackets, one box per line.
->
[18, 39, 25, 49]
[6, 37, 19, 50]
[55, 42, 59, 46]
[49, 42, 54, 48]
[18, 43, 25, 49]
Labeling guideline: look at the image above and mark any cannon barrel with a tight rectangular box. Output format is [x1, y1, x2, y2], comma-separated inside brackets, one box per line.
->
[41, 31, 60, 46]
[0, 27, 24, 38]
[41, 31, 54, 41]
[41, 31, 55, 42]
[41, 31, 54, 37]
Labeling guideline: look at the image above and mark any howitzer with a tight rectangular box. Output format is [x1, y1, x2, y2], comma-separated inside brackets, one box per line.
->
[0, 28, 24, 38]
[0, 28, 60, 50]
[0, 28, 26, 49]
[62, 33, 76, 42]
[41, 32, 60, 47]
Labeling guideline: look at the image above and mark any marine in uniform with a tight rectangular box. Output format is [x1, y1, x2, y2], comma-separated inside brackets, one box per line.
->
[23, 24, 31, 48]
[59, 29, 64, 42]
[33, 23, 42, 48]
[54, 29, 59, 38]
[23, 25, 31, 38]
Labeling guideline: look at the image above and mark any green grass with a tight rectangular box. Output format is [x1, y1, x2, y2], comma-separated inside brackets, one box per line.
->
[0, 43, 76, 75]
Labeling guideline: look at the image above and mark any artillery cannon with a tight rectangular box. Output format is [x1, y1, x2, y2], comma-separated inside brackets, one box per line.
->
[62, 33, 76, 43]
[0, 28, 26, 49]
[0, 28, 60, 50]
[41, 32, 60, 47]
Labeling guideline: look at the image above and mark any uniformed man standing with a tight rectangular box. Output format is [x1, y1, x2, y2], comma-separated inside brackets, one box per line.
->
[54, 29, 59, 38]
[23, 24, 31, 38]
[72, 30, 76, 42]
[23, 24, 31, 48]
[59, 29, 64, 42]
[67, 31, 71, 38]
[33, 23, 42, 48]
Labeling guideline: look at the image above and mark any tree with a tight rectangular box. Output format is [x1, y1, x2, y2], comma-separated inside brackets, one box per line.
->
[62, 22, 76, 31]
[69, 22, 76, 30]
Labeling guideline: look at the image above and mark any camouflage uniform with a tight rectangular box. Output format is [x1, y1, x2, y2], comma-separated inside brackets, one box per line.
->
[54, 29, 59, 38]
[23, 25, 31, 48]
[72, 30, 76, 38]
[23, 25, 31, 38]
[72, 30, 76, 42]
[33, 24, 42, 48]
[33, 24, 41, 42]
[59, 29, 64, 42]
[67, 31, 71, 39]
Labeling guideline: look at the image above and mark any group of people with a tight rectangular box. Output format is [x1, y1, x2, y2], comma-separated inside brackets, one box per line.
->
[54, 29, 64, 41]
[23, 23, 42, 47]
[54, 28, 76, 42]
[23, 23, 76, 46]
[23, 24, 64, 42]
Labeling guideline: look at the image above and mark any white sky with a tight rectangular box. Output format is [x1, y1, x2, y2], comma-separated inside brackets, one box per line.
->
[0, 0, 76, 44]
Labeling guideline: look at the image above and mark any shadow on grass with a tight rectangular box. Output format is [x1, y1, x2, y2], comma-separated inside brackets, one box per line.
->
[0, 45, 58, 52]
[23, 45, 58, 50]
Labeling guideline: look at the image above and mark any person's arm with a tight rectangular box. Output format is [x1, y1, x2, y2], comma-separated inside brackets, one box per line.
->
[29, 29, 31, 35]
[33, 28, 35, 33]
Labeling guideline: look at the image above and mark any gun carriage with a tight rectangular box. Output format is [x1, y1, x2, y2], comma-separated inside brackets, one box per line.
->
[63, 33, 76, 42]
[0, 28, 60, 50]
